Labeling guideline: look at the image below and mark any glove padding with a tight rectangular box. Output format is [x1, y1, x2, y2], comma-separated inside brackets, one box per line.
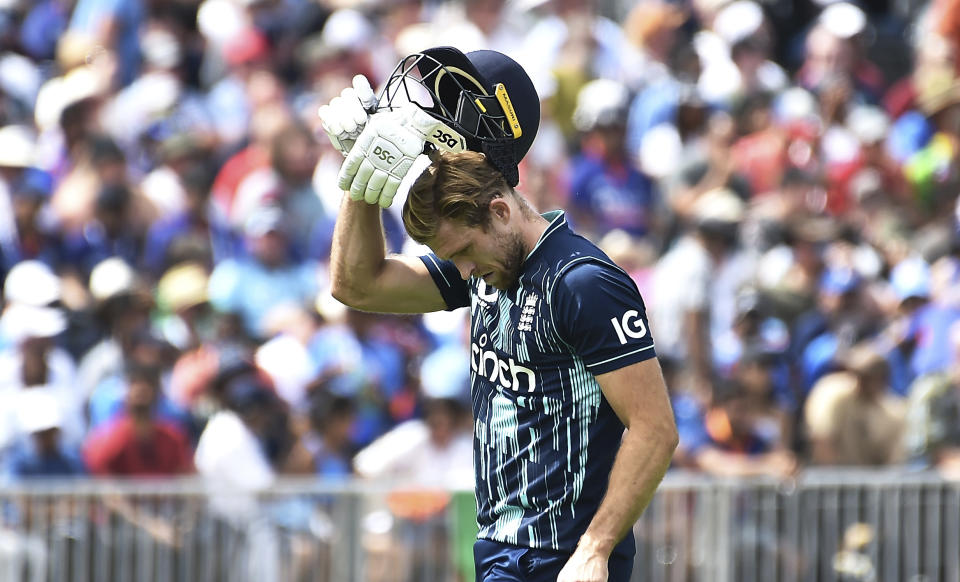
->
[317, 75, 377, 156]
[338, 104, 447, 208]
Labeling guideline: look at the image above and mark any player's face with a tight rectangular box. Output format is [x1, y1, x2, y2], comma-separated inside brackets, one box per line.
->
[431, 219, 527, 290]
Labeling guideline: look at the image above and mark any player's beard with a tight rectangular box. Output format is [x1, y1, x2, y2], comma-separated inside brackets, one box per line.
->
[490, 230, 527, 290]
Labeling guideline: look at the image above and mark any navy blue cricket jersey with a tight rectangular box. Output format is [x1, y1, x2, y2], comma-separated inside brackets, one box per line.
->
[420, 210, 657, 558]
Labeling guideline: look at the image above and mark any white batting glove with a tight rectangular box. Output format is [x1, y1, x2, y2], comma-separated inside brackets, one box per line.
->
[317, 75, 378, 156]
[337, 104, 466, 208]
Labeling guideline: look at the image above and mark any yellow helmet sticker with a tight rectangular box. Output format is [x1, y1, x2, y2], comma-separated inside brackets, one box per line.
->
[495, 83, 522, 139]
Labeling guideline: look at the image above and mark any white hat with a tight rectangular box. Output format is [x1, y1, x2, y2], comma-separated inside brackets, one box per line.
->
[890, 256, 931, 301]
[320, 9, 374, 54]
[693, 187, 746, 224]
[89, 257, 136, 302]
[0, 125, 36, 168]
[773, 87, 820, 125]
[572, 79, 631, 132]
[34, 67, 103, 132]
[196, 0, 249, 45]
[846, 105, 890, 144]
[818, 2, 866, 39]
[0, 303, 67, 341]
[16, 389, 63, 433]
[0, 53, 41, 110]
[713, 0, 764, 46]
[4, 260, 61, 306]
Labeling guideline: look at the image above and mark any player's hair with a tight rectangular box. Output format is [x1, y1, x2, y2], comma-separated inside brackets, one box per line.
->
[402, 150, 511, 243]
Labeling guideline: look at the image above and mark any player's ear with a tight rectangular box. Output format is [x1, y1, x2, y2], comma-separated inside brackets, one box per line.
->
[488, 196, 510, 224]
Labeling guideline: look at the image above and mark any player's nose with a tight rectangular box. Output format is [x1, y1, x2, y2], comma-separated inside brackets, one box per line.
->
[454, 260, 475, 280]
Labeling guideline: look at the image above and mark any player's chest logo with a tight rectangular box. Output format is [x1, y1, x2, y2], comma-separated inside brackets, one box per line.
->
[518, 293, 538, 332]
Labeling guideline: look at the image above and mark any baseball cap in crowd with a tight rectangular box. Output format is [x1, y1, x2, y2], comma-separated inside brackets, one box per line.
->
[319, 9, 373, 57]
[772, 87, 820, 127]
[3, 260, 61, 307]
[692, 187, 746, 225]
[89, 257, 136, 302]
[244, 205, 286, 238]
[0, 303, 67, 342]
[572, 79, 631, 132]
[846, 105, 890, 145]
[380, 46, 540, 186]
[820, 267, 861, 295]
[0, 125, 35, 168]
[817, 2, 866, 39]
[15, 389, 63, 434]
[890, 256, 931, 303]
[712, 0, 765, 46]
[158, 262, 209, 313]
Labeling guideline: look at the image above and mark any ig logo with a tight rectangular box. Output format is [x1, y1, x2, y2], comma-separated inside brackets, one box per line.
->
[611, 310, 647, 345]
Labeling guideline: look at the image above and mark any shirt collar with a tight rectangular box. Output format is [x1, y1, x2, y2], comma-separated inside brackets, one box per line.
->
[526, 210, 566, 261]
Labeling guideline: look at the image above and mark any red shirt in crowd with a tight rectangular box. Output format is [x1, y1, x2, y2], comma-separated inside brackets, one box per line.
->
[83, 416, 194, 477]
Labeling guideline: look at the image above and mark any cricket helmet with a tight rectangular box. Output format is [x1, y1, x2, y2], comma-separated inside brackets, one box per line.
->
[378, 46, 540, 187]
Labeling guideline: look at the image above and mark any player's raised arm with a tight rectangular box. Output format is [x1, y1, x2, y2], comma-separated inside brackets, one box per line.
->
[328, 193, 447, 314]
[319, 77, 447, 314]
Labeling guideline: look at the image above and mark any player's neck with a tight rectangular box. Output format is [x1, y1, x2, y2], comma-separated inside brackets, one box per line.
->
[519, 211, 551, 257]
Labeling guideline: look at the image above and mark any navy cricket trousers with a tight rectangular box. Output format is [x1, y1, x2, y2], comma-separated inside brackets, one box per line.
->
[474, 538, 634, 581]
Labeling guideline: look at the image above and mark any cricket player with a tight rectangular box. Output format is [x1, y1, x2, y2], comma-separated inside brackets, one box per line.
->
[320, 47, 678, 582]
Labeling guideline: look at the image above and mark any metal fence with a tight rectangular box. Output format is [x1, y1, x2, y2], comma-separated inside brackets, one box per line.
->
[0, 470, 958, 582]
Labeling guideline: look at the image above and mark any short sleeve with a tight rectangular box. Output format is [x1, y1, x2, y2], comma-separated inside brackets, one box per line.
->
[551, 261, 657, 375]
[419, 254, 470, 310]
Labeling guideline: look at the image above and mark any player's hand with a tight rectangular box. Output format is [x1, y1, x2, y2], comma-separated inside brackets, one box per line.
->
[317, 74, 378, 156]
[336, 104, 438, 208]
[556, 546, 608, 582]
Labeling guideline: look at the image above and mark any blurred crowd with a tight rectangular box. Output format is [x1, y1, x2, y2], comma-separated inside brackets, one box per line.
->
[1, 0, 960, 503]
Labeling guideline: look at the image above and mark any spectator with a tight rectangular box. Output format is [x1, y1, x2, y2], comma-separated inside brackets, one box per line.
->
[0, 126, 61, 281]
[804, 344, 906, 466]
[651, 188, 750, 398]
[143, 158, 238, 278]
[210, 102, 291, 225]
[5, 390, 85, 479]
[793, 266, 881, 391]
[75, 257, 153, 400]
[0, 301, 86, 451]
[903, 319, 960, 475]
[796, 4, 884, 105]
[0, 0, 953, 506]
[206, 205, 319, 340]
[691, 380, 797, 478]
[626, 2, 686, 84]
[236, 121, 328, 253]
[304, 390, 356, 479]
[155, 261, 214, 351]
[906, 256, 960, 378]
[567, 78, 657, 241]
[355, 395, 473, 488]
[83, 363, 193, 476]
[194, 378, 281, 511]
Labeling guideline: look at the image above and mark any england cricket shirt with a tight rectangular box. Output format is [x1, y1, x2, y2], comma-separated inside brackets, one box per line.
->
[420, 210, 657, 557]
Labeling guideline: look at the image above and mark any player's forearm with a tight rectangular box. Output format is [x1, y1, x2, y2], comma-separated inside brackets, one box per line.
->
[329, 194, 389, 307]
[577, 421, 678, 557]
